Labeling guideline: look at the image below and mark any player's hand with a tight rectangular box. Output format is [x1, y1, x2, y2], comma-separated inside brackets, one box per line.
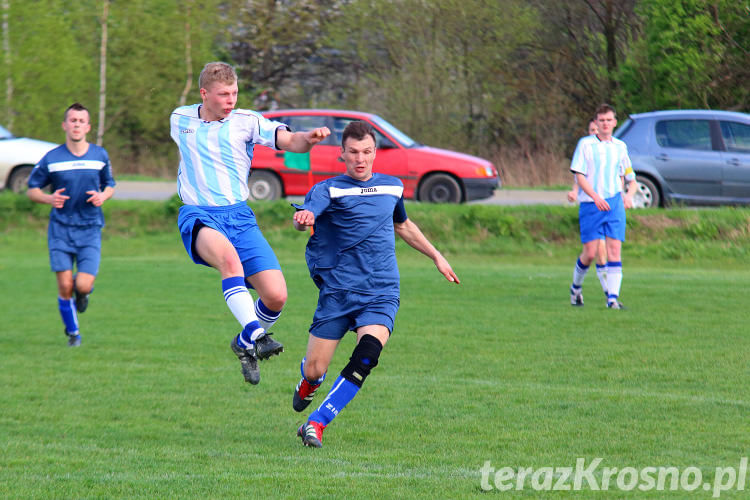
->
[306, 127, 331, 145]
[593, 194, 610, 211]
[51, 188, 70, 208]
[293, 209, 315, 229]
[567, 190, 577, 203]
[86, 190, 105, 207]
[623, 193, 634, 209]
[435, 254, 460, 284]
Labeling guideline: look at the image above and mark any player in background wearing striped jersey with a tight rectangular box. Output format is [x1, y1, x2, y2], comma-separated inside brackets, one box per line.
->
[567, 118, 636, 299]
[27, 103, 116, 347]
[569, 104, 637, 309]
[291, 121, 460, 448]
[169, 62, 330, 385]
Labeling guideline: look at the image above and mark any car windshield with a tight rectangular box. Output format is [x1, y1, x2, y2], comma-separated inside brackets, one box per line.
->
[371, 115, 419, 148]
[0, 124, 13, 140]
[614, 118, 633, 138]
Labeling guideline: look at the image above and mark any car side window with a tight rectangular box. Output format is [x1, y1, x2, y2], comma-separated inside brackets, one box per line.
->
[655, 120, 712, 151]
[719, 121, 750, 153]
[332, 117, 397, 149]
[282, 116, 337, 145]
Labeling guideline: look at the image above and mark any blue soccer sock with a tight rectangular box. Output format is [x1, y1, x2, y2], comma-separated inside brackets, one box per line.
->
[254, 298, 281, 331]
[307, 375, 360, 427]
[58, 297, 79, 335]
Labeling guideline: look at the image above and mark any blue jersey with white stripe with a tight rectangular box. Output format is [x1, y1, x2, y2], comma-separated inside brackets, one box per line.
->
[300, 173, 408, 295]
[170, 104, 288, 206]
[28, 144, 116, 227]
[570, 135, 632, 202]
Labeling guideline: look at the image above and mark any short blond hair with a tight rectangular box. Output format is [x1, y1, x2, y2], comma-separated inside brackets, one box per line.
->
[198, 62, 237, 91]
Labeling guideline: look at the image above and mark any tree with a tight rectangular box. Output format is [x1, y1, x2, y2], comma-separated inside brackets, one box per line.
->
[97, 0, 109, 146]
[2, 0, 12, 131]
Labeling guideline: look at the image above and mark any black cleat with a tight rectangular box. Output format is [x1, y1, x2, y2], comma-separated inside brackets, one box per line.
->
[74, 289, 89, 313]
[607, 300, 627, 310]
[64, 329, 81, 347]
[230, 336, 260, 385]
[297, 421, 325, 448]
[254, 332, 284, 360]
[570, 287, 584, 306]
[293, 377, 321, 412]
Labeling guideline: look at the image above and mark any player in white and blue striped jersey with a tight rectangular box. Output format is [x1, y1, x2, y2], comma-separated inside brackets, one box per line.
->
[169, 62, 330, 385]
[27, 103, 116, 347]
[569, 104, 637, 310]
[291, 121, 460, 448]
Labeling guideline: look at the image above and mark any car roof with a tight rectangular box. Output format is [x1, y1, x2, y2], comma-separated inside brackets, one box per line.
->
[263, 109, 379, 120]
[628, 109, 750, 121]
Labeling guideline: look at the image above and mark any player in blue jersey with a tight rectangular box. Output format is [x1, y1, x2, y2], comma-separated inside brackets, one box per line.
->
[27, 103, 116, 347]
[568, 104, 636, 310]
[291, 121, 460, 448]
[169, 62, 330, 386]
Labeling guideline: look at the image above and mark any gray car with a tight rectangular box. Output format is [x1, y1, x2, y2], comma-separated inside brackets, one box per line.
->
[0, 125, 57, 193]
[614, 109, 750, 207]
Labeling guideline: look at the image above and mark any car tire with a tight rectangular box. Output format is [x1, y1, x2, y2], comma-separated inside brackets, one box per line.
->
[248, 170, 282, 201]
[418, 173, 463, 203]
[633, 175, 660, 208]
[8, 165, 33, 194]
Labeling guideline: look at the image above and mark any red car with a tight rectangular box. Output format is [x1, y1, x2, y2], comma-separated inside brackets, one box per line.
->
[249, 109, 500, 203]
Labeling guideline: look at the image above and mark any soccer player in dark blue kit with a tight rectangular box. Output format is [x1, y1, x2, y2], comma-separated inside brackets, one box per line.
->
[27, 103, 116, 346]
[291, 121, 460, 448]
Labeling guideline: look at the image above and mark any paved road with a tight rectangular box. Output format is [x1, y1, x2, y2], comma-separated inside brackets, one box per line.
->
[113, 181, 570, 206]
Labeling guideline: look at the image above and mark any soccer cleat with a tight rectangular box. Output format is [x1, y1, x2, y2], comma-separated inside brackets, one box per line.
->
[254, 332, 284, 360]
[293, 378, 322, 412]
[230, 336, 260, 385]
[64, 329, 81, 347]
[74, 289, 89, 313]
[570, 287, 584, 306]
[607, 300, 627, 310]
[297, 421, 325, 448]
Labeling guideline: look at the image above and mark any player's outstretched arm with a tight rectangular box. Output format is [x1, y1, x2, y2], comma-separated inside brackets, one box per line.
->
[277, 127, 331, 153]
[293, 209, 315, 231]
[394, 219, 460, 284]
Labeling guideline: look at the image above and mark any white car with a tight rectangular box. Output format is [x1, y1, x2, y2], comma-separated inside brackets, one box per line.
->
[0, 125, 57, 193]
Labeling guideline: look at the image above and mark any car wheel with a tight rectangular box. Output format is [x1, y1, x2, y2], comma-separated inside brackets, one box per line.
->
[248, 170, 282, 201]
[8, 165, 33, 193]
[633, 175, 660, 208]
[418, 173, 463, 203]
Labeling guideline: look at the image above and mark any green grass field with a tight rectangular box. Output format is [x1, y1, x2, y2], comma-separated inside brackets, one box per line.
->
[1, 227, 749, 499]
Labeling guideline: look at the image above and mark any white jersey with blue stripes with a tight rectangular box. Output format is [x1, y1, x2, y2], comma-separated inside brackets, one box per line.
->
[170, 104, 288, 206]
[570, 135, 632, 202]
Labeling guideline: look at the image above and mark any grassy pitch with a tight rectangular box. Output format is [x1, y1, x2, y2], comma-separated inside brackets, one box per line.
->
[1, 230, 748, 499]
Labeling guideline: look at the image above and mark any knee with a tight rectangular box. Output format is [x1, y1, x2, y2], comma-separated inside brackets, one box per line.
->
[260, 287, 287, 311]
[341, 335, 383, 388]
[304, 358, 328, 381]
[57, 280, 74, 299]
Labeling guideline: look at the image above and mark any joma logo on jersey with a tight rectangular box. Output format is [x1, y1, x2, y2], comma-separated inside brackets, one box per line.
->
[360, 187, 377, 194]
[180, 128, 195, 134]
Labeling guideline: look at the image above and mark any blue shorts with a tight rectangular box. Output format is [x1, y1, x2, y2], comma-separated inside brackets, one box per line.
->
[579, 192, 626, 243]
[48, 222, 102, 275]
[178, 202, 280, 277]
[310, 288, 400, 340]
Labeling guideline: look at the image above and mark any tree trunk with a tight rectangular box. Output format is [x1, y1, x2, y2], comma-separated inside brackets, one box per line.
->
[2, 0, 13, 132]
[97, 0, 109, 146]
[178, 4, 192, 107]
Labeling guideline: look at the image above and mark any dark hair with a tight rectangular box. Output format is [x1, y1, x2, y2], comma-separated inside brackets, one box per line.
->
[595, 103, 616, 118]
[341, 120, 376, 148]
[64, 102, 89, 121]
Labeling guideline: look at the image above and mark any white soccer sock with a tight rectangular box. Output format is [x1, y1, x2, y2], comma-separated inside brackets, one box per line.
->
[596, 264, 608, 294]
[222, 277, 262, 337]
[572, 258, 589, 289]
[606, 261, 622, 302]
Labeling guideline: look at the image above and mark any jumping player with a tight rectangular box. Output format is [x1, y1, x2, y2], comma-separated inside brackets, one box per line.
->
[27, 102, 116, 346]
[569, 104, 636, 309]
[169, 62, 330, 385]
[291, 120, 460, 448]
